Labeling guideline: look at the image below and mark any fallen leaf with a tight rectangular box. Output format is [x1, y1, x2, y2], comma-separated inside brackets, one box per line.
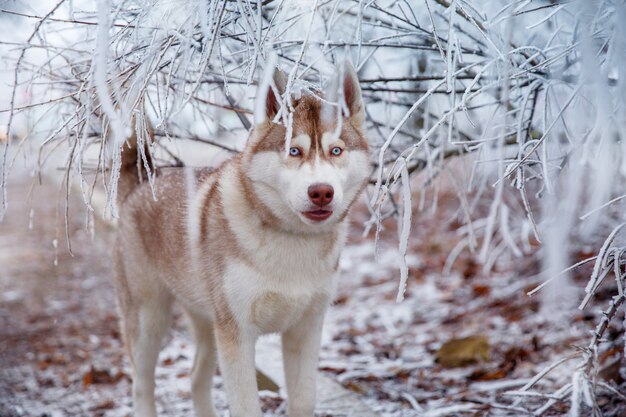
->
[83, 365, 125, 387]
[256, 369, 279, 393]
[436, 335, 490, 368]
[91, 400, 115, 410]
[472, 284, 491, 297]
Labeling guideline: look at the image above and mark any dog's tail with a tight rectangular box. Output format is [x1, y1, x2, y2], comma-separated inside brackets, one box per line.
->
[116, 114, 155, 205]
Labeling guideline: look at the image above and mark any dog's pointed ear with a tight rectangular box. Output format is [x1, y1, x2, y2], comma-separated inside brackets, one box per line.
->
[255, 60, 287, 126]
[325, 60, 365, 128]
[342, 60, 365, 127]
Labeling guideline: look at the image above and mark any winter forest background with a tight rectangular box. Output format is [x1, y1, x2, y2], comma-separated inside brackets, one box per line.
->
[0, 0, 625, 416]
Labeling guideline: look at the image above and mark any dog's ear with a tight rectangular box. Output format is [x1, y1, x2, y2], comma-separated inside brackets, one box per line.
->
[255, 62, 288, 126]
[342, 61, 365, 128]
[325, 60, 365, 128]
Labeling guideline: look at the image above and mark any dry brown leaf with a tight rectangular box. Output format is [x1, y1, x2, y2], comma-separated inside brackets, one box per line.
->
[436, 335, 490, 368]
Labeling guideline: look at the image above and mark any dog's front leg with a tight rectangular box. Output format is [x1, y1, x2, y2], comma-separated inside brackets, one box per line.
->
[281, 298, 328, 417]
[215, 325, 262, 417]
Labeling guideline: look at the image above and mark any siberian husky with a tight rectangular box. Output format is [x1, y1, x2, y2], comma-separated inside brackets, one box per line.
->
[113, 61, 370, 417]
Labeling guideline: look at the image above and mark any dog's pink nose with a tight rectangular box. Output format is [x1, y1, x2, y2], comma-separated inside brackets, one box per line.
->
[308, 183, 334, 207]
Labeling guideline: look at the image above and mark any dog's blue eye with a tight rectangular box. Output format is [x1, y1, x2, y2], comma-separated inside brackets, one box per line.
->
[330, 146, 343, 156]
[289, 147, 301, 157]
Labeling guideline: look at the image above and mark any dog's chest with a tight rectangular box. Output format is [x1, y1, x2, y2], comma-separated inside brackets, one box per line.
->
[223, 256, 335, 334]
[250, 290, 310, 333]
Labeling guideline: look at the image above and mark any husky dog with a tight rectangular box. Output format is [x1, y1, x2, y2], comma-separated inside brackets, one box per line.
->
[113, 61, 370, 417]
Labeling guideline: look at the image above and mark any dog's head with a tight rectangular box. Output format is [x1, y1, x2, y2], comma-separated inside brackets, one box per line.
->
[242, 61, 370, 234]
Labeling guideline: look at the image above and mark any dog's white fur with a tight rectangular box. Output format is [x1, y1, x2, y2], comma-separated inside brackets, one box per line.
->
[113, 61, 370, 417]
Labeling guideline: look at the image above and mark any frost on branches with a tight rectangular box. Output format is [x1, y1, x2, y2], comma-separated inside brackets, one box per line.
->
[1, 0, 625, 415]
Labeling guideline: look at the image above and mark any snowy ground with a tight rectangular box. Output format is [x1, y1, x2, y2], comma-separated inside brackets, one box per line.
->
[0, 162, 624, 417]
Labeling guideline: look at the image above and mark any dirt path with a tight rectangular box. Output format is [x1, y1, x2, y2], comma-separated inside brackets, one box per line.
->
[0, 169, 135, 416]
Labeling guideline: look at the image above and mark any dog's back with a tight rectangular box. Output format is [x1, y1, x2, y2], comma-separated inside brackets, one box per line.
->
[116, 164, 215, 280]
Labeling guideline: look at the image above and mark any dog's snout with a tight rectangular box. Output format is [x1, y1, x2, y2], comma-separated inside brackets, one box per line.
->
[308, 183, 334, 207]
